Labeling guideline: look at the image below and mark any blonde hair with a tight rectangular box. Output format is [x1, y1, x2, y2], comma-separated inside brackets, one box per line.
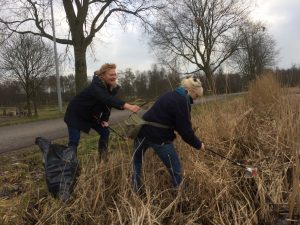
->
[181, 76, 204, 98]
[94, 63, 116, 77]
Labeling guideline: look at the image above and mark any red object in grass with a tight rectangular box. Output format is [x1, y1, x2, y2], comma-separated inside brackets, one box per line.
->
[246, 167, 257, 177]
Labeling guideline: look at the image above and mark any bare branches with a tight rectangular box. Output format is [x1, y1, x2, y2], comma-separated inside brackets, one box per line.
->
[0, 0, 72, 44]
[0, 34, 55, 115]
[149, 0, 250, 89]
[230, 21, 279, 81]
[0, 0, 164, 91]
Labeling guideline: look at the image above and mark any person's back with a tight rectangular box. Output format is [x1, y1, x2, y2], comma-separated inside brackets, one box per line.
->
[132, 77, 205, 193]
[139, 88, 201, 149]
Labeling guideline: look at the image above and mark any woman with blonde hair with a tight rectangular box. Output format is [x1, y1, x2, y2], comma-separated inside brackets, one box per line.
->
[64, 63, 140, 161]
[132, 76, 205, 192]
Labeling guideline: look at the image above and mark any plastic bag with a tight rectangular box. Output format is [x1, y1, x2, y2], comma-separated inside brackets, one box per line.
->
[35, 137, 80, 201]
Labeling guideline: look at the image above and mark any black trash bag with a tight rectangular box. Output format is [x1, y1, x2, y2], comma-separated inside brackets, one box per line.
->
[35, 137, 80, 201]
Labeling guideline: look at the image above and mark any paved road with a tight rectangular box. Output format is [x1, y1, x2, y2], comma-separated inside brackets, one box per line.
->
[0, 93, 244, 153]
[0, 110, 132, 154]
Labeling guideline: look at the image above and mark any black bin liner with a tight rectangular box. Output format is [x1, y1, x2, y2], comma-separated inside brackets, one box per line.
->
[35, 137, 80, 201]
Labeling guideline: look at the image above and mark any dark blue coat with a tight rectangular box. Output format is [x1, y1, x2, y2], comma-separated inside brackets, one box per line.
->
[64, 75, 125, 133]
[138, 87, 202, 149]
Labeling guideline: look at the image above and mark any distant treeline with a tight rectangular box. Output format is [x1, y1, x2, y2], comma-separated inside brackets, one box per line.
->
[0, 65, 299, 108]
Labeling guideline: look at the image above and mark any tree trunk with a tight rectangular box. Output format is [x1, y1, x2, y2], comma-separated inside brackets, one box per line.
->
[26, 96, 32, 117]
[74, 45, 88, 93]
[33, 89, 38, 116]
[24, 84, 32, 116]
[204, 66, 215, 94]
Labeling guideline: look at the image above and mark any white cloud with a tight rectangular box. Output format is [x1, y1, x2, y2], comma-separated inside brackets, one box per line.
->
[85, 25, 156, 77]
[251, 0, 300, 68]
[60, 0, 300, 77]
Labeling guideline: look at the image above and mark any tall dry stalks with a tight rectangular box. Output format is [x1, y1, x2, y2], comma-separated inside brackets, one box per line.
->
[4, 72, 300, 225]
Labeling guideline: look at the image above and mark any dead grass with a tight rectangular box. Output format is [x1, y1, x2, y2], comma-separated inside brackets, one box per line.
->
[1, 72, 299, 224]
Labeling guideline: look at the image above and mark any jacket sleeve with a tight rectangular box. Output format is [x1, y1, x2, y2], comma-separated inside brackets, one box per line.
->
[100, 106, 111, 122]
[172, 98, 202, 149]
[91, 82, 125, 110]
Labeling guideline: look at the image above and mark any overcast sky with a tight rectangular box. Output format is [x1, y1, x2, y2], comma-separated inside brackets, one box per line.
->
[250, 0, 300, 69]
[59, 0, 300, 77]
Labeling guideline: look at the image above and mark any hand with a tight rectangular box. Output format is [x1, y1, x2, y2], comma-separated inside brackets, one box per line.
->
[193, 126, 199, 132]
[200, 143, 205, 151]
[198, 143, 205, 159]
[101, 121, 109, 127]
[124, 103, 141, 113]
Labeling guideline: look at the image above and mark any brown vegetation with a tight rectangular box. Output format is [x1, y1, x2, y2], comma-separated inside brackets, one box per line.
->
[1, 72, 299, 225]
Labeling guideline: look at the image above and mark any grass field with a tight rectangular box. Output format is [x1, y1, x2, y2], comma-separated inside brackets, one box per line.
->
[0, 106, 65, 127]
[0, 73, 299, 225]
[0, 99, 150, 128]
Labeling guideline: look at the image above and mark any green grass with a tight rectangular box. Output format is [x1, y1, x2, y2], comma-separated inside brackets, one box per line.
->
[0, 106, 65, 127]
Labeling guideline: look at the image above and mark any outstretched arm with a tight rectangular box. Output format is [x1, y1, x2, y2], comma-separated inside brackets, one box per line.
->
[124, 103, 140, 113]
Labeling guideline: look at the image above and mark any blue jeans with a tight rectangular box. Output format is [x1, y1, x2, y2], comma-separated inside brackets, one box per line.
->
[67, 124, 110, 153]
[132, 137, 182, 192]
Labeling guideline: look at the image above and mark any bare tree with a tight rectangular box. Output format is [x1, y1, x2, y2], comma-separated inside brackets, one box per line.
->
[230, 21, 278, 82]
[61, 74, 76, 100]
[134, 71, 149, 99]
[0, 81, 22, 107]
[149, 0, 250, 91]
[0, 0, 163, 92]
[0, 34, 55, 116]
[118, 68, 136, 100]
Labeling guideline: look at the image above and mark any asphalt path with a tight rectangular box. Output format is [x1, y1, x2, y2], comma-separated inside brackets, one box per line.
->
[0, 93, 244, 154]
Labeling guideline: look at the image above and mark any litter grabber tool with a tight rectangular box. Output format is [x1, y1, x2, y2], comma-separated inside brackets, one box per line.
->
[206, 148, 258, 178]
[108, 126, 127, 140]
[92, 114, 126, 139]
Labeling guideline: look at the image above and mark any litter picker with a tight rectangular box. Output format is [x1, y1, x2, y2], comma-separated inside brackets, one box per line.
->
[207, 148, 258, 177]
[108, 126, 127, 139]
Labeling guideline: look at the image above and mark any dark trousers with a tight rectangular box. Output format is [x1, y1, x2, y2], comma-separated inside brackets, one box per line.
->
[132, 137, 182, 192]
[67, 125, 110, 153]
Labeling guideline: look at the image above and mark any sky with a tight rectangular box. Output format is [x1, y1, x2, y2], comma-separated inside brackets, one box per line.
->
[249, 0, 300, 69]
[84, 24, 156, 76]
[58, 0, 300, 77]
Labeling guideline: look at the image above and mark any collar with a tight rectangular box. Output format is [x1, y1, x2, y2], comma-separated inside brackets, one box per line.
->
[175, 87, 193, 104]
[175, 87, 187, 97]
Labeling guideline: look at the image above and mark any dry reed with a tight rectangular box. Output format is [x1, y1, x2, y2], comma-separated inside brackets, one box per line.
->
[2, 72, 299, 225]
